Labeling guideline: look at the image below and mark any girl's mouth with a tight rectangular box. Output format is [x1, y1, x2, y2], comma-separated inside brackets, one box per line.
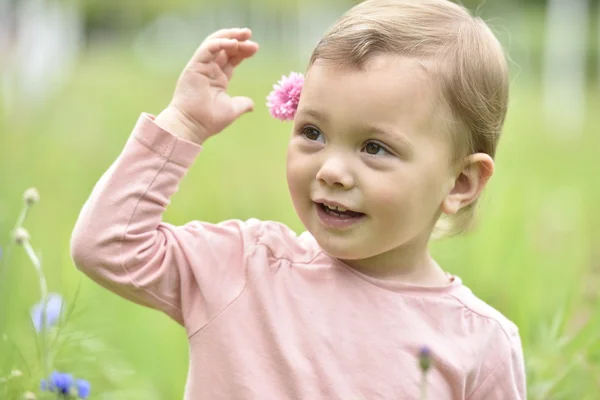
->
[319, 202, 364, 218]
[315, 202, 366, 229]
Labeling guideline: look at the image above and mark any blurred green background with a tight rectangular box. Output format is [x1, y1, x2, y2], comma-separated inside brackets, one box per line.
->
[1, 0, 599, 398]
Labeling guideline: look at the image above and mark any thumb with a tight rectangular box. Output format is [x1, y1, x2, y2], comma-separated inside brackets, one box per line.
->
[231, 96, 254, 118]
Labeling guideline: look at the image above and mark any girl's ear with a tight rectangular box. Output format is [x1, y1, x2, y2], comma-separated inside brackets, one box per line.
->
[441, 153, 494, 215]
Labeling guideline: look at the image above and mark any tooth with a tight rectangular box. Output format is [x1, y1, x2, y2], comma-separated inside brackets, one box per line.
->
[322, 203, 345, 212]
[324, 203, 347, 213]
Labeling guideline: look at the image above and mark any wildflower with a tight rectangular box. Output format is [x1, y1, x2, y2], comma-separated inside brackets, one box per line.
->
[419, 346, 432, 373]
[11, 369, 23, 378]
[51, 371, 73, 394]
[266, 72, 304, 121]
[0, 369, 23, 383]
[30, 293, 64, 332]
[41, 371, 91, 399]
[23, 188, 40, 206]
[22, 392, 37, 400]
[418, 346, 432, 400]
[14, 227, 30, 245]
[76, 379, 91, 399]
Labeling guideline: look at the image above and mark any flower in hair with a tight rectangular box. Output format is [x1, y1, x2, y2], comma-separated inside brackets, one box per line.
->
[266, 72, 304, 121]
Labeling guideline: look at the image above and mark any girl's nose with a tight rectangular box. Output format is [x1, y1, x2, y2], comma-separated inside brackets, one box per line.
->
[316, 156, 355, 189]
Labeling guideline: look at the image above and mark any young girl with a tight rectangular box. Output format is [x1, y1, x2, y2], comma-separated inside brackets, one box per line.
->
[71, 0, 526, 398]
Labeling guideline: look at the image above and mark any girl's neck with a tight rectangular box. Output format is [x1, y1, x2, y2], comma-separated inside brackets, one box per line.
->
[338, 240, 449, 287]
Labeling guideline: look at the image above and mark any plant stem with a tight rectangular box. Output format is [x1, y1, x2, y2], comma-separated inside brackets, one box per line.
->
[0, 205, 31, 324]
[14, 206, 30, 233]
[420, 370, 428, 400]
[22, 241, 47, 301]
[22, 239, 49, 376]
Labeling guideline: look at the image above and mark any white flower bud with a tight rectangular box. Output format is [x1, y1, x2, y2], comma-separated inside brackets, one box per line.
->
[22, 392, 37, 400]
[14, 228, 30, 245]
[10, 369, 22, 378]
[23, 188, 40, 206]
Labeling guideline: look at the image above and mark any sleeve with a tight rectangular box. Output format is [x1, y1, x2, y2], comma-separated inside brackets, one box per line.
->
[468, 328, 527, 400]
[70, 113, 260, 335]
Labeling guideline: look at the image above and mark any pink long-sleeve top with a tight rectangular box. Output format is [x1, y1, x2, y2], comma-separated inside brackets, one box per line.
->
[70, 113, 526, 399]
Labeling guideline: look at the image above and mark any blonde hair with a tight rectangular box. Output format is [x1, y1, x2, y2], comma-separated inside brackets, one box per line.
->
[308, 0, 509, 238]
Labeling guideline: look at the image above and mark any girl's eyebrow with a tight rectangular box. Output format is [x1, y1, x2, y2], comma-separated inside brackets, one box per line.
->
[297, 108, 328, 123]
[365, 126, 414, 151]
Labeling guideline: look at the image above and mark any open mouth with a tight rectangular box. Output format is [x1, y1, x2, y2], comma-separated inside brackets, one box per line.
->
[316, 202, 365, 219]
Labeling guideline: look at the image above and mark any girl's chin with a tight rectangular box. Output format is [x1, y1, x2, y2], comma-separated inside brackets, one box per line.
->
[312, 237, 368, 261]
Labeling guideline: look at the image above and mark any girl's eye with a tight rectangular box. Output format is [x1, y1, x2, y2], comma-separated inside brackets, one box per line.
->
[300, 126, 324, 142]
[363, 141, 389, 156]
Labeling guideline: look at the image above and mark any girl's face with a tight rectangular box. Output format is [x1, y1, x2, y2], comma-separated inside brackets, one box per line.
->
[286, 55, 457, 268]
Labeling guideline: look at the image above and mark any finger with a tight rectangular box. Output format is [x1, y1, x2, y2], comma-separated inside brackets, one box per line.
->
[207, 27, 252, 42]
[215, 40, 258, 68]
[231, 96, 255, 118]
[192, 38, 240, 64]
[212, 40, 258, 79]
[215, 49, 228, 68]
[222, 42, 259, 79]
[229, 41, 259, 68]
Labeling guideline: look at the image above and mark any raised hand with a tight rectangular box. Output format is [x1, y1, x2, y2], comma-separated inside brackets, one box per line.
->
[155, 28, 259, 145]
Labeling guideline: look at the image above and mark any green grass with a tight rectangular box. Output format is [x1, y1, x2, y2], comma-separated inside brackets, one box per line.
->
[0, 43, 599, 399]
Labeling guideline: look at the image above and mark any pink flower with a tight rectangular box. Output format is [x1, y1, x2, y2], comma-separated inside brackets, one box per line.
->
[266, 72, 304, 121]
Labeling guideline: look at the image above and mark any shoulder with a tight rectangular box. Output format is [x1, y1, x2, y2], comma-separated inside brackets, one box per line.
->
[180, 218, 322, 262]
[251, 220, 323, 262]
[188, 219, 321, 262]
[449, 282, 519, 340]
[447, 283, 526, 399]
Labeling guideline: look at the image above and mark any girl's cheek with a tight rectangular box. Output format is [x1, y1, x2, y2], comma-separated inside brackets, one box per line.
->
[287, 142, 318, 173]
[372, 189, 400, 210]
[365, 180, 411, 216]
[286, 152, 311, 189]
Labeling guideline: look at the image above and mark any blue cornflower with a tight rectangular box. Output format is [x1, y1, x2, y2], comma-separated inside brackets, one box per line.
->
[76, 379, 91, 399]
[41, 371, 91, 399]
[50, 371, 73, 394]
[30, 292, 64, 332]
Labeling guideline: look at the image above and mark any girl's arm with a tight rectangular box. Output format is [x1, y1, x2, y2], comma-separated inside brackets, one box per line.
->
[70, 28, 260, 334]
[70, 113, 263, 333]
